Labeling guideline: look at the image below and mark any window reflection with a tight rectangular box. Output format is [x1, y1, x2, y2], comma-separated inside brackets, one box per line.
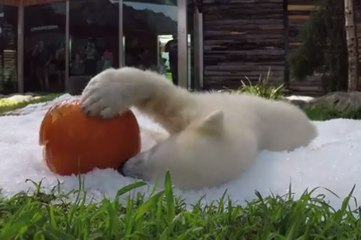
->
[123, 1, 178, 84]
[24, 2, 65, 92]
[0, 5, 17, 94]
[69, 0, 119, 78]
[0, 0, 194, 94]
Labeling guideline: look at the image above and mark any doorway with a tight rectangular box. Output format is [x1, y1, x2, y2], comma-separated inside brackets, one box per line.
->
[122, 0, 179, 85]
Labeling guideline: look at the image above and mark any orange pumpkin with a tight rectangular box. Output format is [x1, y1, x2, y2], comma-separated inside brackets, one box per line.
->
[39, 99, 141, 175]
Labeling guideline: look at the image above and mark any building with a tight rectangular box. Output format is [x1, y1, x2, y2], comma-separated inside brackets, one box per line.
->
[0, 0, 203, 94]
[0, 0, 360, 95]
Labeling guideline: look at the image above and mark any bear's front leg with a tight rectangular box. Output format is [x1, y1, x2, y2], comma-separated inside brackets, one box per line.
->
[81, 67, 151, 118]
[81, 66, 193, 134]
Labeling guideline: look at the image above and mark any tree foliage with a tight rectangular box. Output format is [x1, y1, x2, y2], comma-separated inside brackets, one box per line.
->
[288, 0, 348, 92]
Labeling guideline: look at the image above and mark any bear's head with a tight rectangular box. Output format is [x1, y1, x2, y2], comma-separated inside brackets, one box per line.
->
[120, 110, 234, 189]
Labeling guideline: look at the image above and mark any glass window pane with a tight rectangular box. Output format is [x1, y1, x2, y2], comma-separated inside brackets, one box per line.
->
[0, 5, 17, 94]
[123, 0, 178, 84]
[24, 2, 66, 92]
[69, 0, 119, 78]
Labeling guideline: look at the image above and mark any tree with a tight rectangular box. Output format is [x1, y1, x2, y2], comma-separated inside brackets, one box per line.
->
[288, 0, 348, 93]
[344, 0, 359, 92]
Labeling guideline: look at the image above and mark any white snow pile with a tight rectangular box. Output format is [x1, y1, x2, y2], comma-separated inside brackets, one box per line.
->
[0, 94, 361, 209]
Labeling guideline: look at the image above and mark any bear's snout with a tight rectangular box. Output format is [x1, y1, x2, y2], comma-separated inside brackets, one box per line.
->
[119, 154, 148, 180]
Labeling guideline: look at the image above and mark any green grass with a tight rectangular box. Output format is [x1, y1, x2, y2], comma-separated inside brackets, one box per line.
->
[165, 72, 173, 81]
[225, 69, 285, 100]
[304, 107, 361, 121]
[0, 93, 62, 116]
[0, 175, 360, 239]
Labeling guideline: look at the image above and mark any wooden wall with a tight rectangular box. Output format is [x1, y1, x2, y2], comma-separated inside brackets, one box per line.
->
[287, 0, 315, 51]
[355, 0, 361, 88]
[201, 0, 361, 95]
[202, 0, 286, 90]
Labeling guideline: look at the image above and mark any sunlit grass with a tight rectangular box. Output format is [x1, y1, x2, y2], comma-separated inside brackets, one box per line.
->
[0, 93, 62, 115]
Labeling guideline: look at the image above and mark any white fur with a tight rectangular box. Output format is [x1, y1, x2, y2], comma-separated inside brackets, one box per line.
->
[81, 67, 317, 189]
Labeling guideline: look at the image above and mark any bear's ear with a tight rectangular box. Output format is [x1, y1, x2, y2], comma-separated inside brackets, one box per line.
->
[197, 110, 224, 135]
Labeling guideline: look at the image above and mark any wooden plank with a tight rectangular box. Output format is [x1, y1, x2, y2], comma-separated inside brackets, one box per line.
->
[202, 0, 285, 90]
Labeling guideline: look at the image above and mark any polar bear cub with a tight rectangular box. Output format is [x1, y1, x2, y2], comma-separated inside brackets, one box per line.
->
[81, 67, 317, 189]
